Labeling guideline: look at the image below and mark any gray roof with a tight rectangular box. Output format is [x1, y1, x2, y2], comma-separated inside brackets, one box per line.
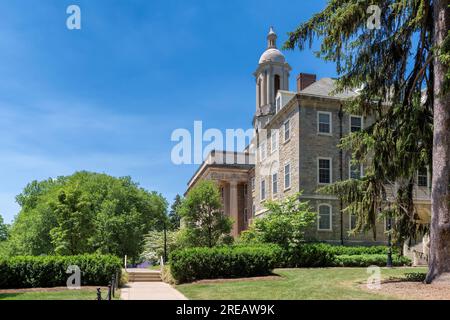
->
[300, 77, 359, 99]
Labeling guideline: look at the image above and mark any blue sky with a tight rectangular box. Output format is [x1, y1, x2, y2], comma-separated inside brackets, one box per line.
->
[0, 0, 335, 223]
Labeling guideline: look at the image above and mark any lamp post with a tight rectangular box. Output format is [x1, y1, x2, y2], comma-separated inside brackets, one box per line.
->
[163, 220, 168, 263]
[386, 201, 393, 268]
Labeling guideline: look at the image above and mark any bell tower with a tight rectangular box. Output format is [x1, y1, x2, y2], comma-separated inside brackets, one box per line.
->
[254, 27, 291, 127]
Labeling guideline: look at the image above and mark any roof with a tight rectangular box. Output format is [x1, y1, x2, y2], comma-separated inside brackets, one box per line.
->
[299, 77, 359, 99]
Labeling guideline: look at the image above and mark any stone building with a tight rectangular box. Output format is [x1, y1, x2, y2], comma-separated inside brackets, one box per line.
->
[186, 27, 431, 246]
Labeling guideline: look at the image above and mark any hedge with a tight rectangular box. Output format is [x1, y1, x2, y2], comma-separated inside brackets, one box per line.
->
[333, 254, 411, 267]
[276, 243, 335, 268]
[170, 246, 277, 283]
[0, 254, 122, 289]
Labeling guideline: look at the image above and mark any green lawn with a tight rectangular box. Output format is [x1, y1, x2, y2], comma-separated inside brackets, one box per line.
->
[0, 288, 121, 300]
[176, 267, 427, 300]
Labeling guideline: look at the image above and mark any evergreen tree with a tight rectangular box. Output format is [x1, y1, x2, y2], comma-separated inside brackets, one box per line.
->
[168, 194, 183, 230]
[284, 0, 449, 282]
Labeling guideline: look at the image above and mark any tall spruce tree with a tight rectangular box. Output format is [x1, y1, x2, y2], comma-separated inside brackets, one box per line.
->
[284, 0, 449, 282]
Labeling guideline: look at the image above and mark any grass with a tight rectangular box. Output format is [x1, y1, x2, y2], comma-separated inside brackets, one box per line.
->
[176, 267, 427, 300]
[0, 288, 121, 300]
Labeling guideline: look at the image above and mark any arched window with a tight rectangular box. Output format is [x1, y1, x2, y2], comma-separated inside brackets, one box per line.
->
[274, 74, 280, 96]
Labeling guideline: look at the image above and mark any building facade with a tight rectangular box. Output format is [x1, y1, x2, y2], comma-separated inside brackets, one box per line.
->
[186, 27, 431, 246]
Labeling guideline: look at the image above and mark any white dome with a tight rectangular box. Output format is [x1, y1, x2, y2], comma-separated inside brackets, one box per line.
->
[259, 48, 285, 64]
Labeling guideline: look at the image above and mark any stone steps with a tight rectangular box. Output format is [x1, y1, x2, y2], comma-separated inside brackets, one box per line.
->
[127, 270, 161, 282]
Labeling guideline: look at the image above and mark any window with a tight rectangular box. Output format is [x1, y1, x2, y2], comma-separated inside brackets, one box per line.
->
[271, 130, 279, 153]
[260, 179, 266, 201]
[252, 204, 256, 216]
[350, 214, 357, 230]
[276, 96, 281, 112]
[244, 184, 248, 196]
[284, 163, 291, 189]
[418, 167, 428, 187]
[318, 158, 332, 184]
[244, 208, 248, 223]
[251, 177, 255, 191]
[274, 74, 280, 96]
[318, 204, 332, 230]
[272, 173, 278, 195]
[350, 115, 363, 132]
[259, 141, 267, 161]
[317, 111, 332, 134]
[284, 119, 291, 141]
[349, 161, 363, 179]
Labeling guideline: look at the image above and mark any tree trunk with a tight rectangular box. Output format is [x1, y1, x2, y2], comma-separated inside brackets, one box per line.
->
[426, 0, 450, 284]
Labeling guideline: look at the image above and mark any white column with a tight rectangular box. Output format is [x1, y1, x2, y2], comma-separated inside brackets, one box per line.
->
[229, 181, 239, 237]
[256, 78, 260, 111]
[267, 68, 273, 106]
[262, 72, 267, 106]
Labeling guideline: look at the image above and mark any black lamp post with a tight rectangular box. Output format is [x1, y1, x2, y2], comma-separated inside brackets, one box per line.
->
[163, 220, 168, 263]
[386, 202, 393, 268]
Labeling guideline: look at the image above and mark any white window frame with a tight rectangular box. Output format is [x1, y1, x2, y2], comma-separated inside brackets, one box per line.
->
[271, 130, 279, 154]
[317, 157, 332, 185]
[284, 162, 291, 190]
[259, 141, 267, 161]
[348, 160, 364, 180]
[272, 172, 278, 196]
[276, 96, 281, 113]
[349, 115, 364, 133]
[284, 119, 291, 142]
[317, 111, 332, 135]
[260, 179, 266, 202]
[317, 204, 332, 231]
[417, 166, 429, 188]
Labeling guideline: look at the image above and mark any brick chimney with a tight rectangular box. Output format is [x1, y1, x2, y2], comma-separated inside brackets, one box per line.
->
[297, 73, 316, 91]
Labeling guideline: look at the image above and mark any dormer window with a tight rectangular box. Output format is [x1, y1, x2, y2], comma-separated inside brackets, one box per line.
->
[276, 96, 281, 113]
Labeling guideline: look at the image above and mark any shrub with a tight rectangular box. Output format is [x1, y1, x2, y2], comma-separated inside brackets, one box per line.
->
[277, 243, 335, 268]
[0, 254, 122, 289]
[404, 272, 427, 282]
[170, 245, 277, 283]
[333, 254, 411, 267]
[324, 245, 400, 256]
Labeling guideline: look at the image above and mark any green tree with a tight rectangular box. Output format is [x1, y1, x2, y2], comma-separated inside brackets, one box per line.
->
[285, 0, 449, 282]
[5, 171, 167, 261]
[179, 180, 233, 247]
[0, 216, 9, 242]
[168, 194, 183, 230]
[239, 193, 316, 248]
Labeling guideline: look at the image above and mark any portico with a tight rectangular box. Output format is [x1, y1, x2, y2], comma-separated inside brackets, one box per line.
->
[186, 150, 253, 237]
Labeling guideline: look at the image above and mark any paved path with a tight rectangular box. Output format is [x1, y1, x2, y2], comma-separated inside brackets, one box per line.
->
[120, 282, 188, 300]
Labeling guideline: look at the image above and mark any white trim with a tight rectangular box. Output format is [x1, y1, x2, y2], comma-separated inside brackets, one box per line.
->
[284, 162, 291, 190]
[317, 203, 332, 231]
[317, 157, 333, 184]
[317, 111, 332, 135]
[259, 141, 267, 162]
[271, 129, 279, 154]
[272, 172, 278, 197]
[349, 115, 364, 132]
[283, 119, 291, 143]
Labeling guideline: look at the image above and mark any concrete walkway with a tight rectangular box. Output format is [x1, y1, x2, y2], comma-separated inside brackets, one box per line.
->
[120, 282, 188, 300]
